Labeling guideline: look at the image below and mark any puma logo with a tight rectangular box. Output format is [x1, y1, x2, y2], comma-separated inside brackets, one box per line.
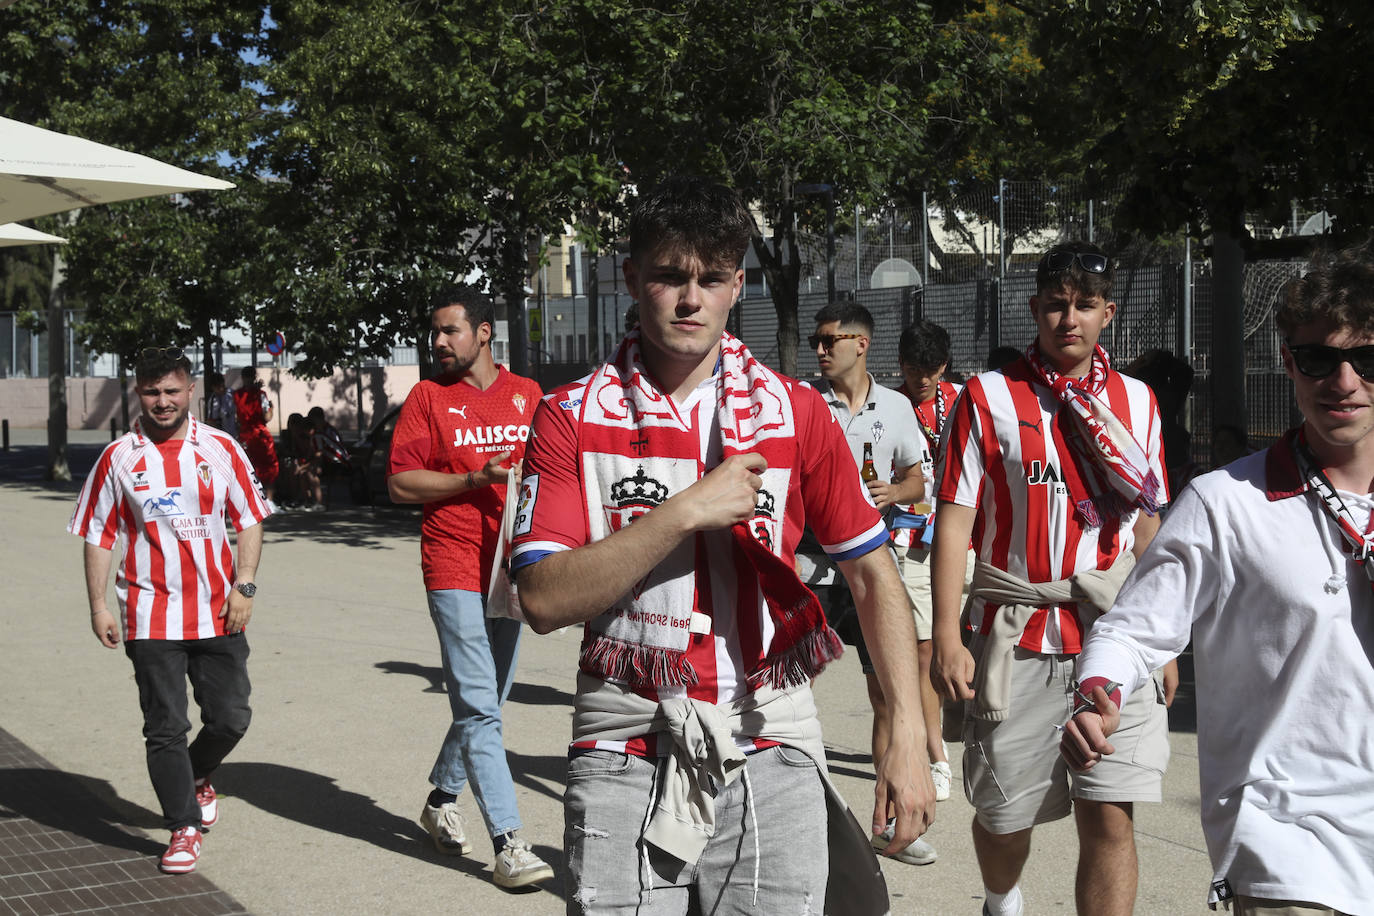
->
[448, 406, 468, 418]
[1018, 418, 1043, 433]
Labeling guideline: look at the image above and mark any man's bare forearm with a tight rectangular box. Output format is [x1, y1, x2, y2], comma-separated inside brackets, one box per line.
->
[83, 541, 113, 613]
[930, 503, 976, 646]
[235, 522, 263, 582]
[840, 548, 923, 725]
[387, 469, 473, 504]
[518, 453, 768, 634]
[518, 498, 696, 633]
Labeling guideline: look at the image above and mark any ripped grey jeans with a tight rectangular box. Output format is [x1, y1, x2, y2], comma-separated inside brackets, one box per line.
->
[564, 745, 828, 915]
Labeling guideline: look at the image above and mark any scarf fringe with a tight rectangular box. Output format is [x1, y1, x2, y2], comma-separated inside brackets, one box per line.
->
[1076, 469, 1162, 526]
[579, 634, 700, 689]
[747, 625, 845, 691]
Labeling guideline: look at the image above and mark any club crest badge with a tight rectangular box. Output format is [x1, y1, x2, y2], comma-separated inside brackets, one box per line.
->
[605, 467, 670, 532]
[750, 488, 778, 553]
[512, 393, 528, 415]
[197, 462, 213, 488]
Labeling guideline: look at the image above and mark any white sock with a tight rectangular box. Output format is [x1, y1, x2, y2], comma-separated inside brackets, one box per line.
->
[984, 885, 1024, 916]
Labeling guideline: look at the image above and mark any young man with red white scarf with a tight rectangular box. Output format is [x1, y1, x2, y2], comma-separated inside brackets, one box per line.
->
[512, 177, 935, 914]
[931, 241, 1177, 916]
[1061, 245, 1374, 915]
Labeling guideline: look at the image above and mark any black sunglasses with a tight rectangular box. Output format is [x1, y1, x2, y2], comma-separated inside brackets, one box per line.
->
[1043, 250, 1109, 274]
[1287, 343, 1374, 381]
[139, 346, 185, 361]
[808, 332, 865, 350]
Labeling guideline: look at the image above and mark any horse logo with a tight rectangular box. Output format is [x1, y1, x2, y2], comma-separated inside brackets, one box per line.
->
[142, 490, 184, 518]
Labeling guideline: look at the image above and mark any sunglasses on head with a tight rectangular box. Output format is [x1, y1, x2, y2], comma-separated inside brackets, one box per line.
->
[1043, 250, 1109, 274]
[808, 332, 864, 351]
[139, 346, 185, 361]
[1287, 343, 1374, 381]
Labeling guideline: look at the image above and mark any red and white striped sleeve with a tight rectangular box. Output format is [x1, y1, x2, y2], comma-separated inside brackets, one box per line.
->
[69, 442, 125, 549]
[937, 378, 992, 510]
[222, 436, 271, 529]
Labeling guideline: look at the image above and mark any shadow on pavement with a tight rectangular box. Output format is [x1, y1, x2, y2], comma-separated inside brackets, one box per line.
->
[374, 660, 446, 693]
[258, 505, 420, 548]
[216, 761, 566, 902]
[0, 767, 165, 855]
[824, 747, 878, 784]
[0, 442, 101, 500]
[217, 761, 437, 861]
[507, 749, 568, 805]
[509, 681, 576, 709]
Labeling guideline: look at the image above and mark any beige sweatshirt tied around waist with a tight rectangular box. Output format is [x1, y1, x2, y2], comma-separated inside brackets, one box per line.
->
[966, 550, 1136, 721]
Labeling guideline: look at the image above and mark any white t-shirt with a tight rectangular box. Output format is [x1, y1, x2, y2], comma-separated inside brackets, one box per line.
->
[1078, 446, 1374, 912]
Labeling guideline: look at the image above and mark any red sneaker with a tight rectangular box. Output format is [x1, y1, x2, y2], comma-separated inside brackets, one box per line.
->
[195, 779, 218, 830]
[160, 826, 202, 874]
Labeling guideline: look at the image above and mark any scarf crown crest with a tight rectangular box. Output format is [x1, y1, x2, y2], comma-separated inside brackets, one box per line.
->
[575, 331, 843, 691]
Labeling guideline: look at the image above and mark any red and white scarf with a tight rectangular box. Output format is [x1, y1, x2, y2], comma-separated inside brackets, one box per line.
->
[1291, 429, 1374, 591]
[574, 331, 843, 691]
[1024, 343, 1161, 527]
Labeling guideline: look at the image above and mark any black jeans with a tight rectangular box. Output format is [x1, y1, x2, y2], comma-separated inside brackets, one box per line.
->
[124, 634, 252, 830]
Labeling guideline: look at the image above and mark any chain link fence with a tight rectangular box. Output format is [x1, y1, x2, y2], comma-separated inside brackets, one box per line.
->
[528, 177, 1323, 469]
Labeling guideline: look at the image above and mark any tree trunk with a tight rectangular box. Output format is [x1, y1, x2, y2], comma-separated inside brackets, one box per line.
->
[503, 225, 530, 379]
[751, 225, 803, 378]
[1210, 227, 1248, 439]
[45, 248, 70, 482]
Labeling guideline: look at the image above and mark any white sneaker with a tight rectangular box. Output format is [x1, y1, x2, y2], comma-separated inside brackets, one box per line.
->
[871, 822, 937, 865]
[419, 801, 472, 855]
[493, 835, 554, 888]
[931, 760, 952, 802]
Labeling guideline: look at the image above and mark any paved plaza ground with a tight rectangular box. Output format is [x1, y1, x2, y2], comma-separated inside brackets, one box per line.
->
[1, 431, 1216, 914]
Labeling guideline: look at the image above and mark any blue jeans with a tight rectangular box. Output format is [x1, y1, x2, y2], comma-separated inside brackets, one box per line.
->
[426, 588, 523, 838]
[564, 745, 829, 915]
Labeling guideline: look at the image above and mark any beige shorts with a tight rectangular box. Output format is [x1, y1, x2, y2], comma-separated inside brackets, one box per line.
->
[895, 545, 974, 641]
[959, 644, 1170, 834]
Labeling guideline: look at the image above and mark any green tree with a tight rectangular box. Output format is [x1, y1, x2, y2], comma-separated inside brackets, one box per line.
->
[1001, 0, 1360, 432]
[0, 0, 266, 477]
[610, 0, 987, 376]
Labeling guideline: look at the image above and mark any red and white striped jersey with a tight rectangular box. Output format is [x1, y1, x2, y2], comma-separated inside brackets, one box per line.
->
[893, 379, 963, 548]
[937, 358, 1167, 653]
[512, 370, 886, 757]
[69, 415, 271, 641]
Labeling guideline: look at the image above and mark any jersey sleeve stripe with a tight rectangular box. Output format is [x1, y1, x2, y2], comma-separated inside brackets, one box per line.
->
[822, 521, 889, 560]
[510, 542, 568, 572]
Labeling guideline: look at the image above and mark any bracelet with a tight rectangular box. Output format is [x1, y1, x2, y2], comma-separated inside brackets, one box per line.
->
[466, 471, 476, 490]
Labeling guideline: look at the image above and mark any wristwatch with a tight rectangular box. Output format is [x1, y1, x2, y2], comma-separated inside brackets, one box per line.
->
[235, 582, 257, 599]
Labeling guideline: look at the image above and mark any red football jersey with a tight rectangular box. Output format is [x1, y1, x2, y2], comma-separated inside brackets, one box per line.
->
[388, 366, 542, 592]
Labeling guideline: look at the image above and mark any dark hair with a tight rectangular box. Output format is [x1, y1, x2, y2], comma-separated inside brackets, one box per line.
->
[628, 176, 754, 269]
[240, 366, 259, 386]
[206, 370, 225, 389]
[1277, 241, 1374, 339]
[431, 284, 495, 336]
[813, 302, 874, 336]
[898, 320, 951, 371]
[307, 406, 326, 422]
[987, 346, 1022, 370]
[1036, 240, 1114, 299]
[134, 348, 192, 383]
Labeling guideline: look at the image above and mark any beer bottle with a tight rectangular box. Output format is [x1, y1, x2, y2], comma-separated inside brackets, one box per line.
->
[861, 442, 879, 483]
